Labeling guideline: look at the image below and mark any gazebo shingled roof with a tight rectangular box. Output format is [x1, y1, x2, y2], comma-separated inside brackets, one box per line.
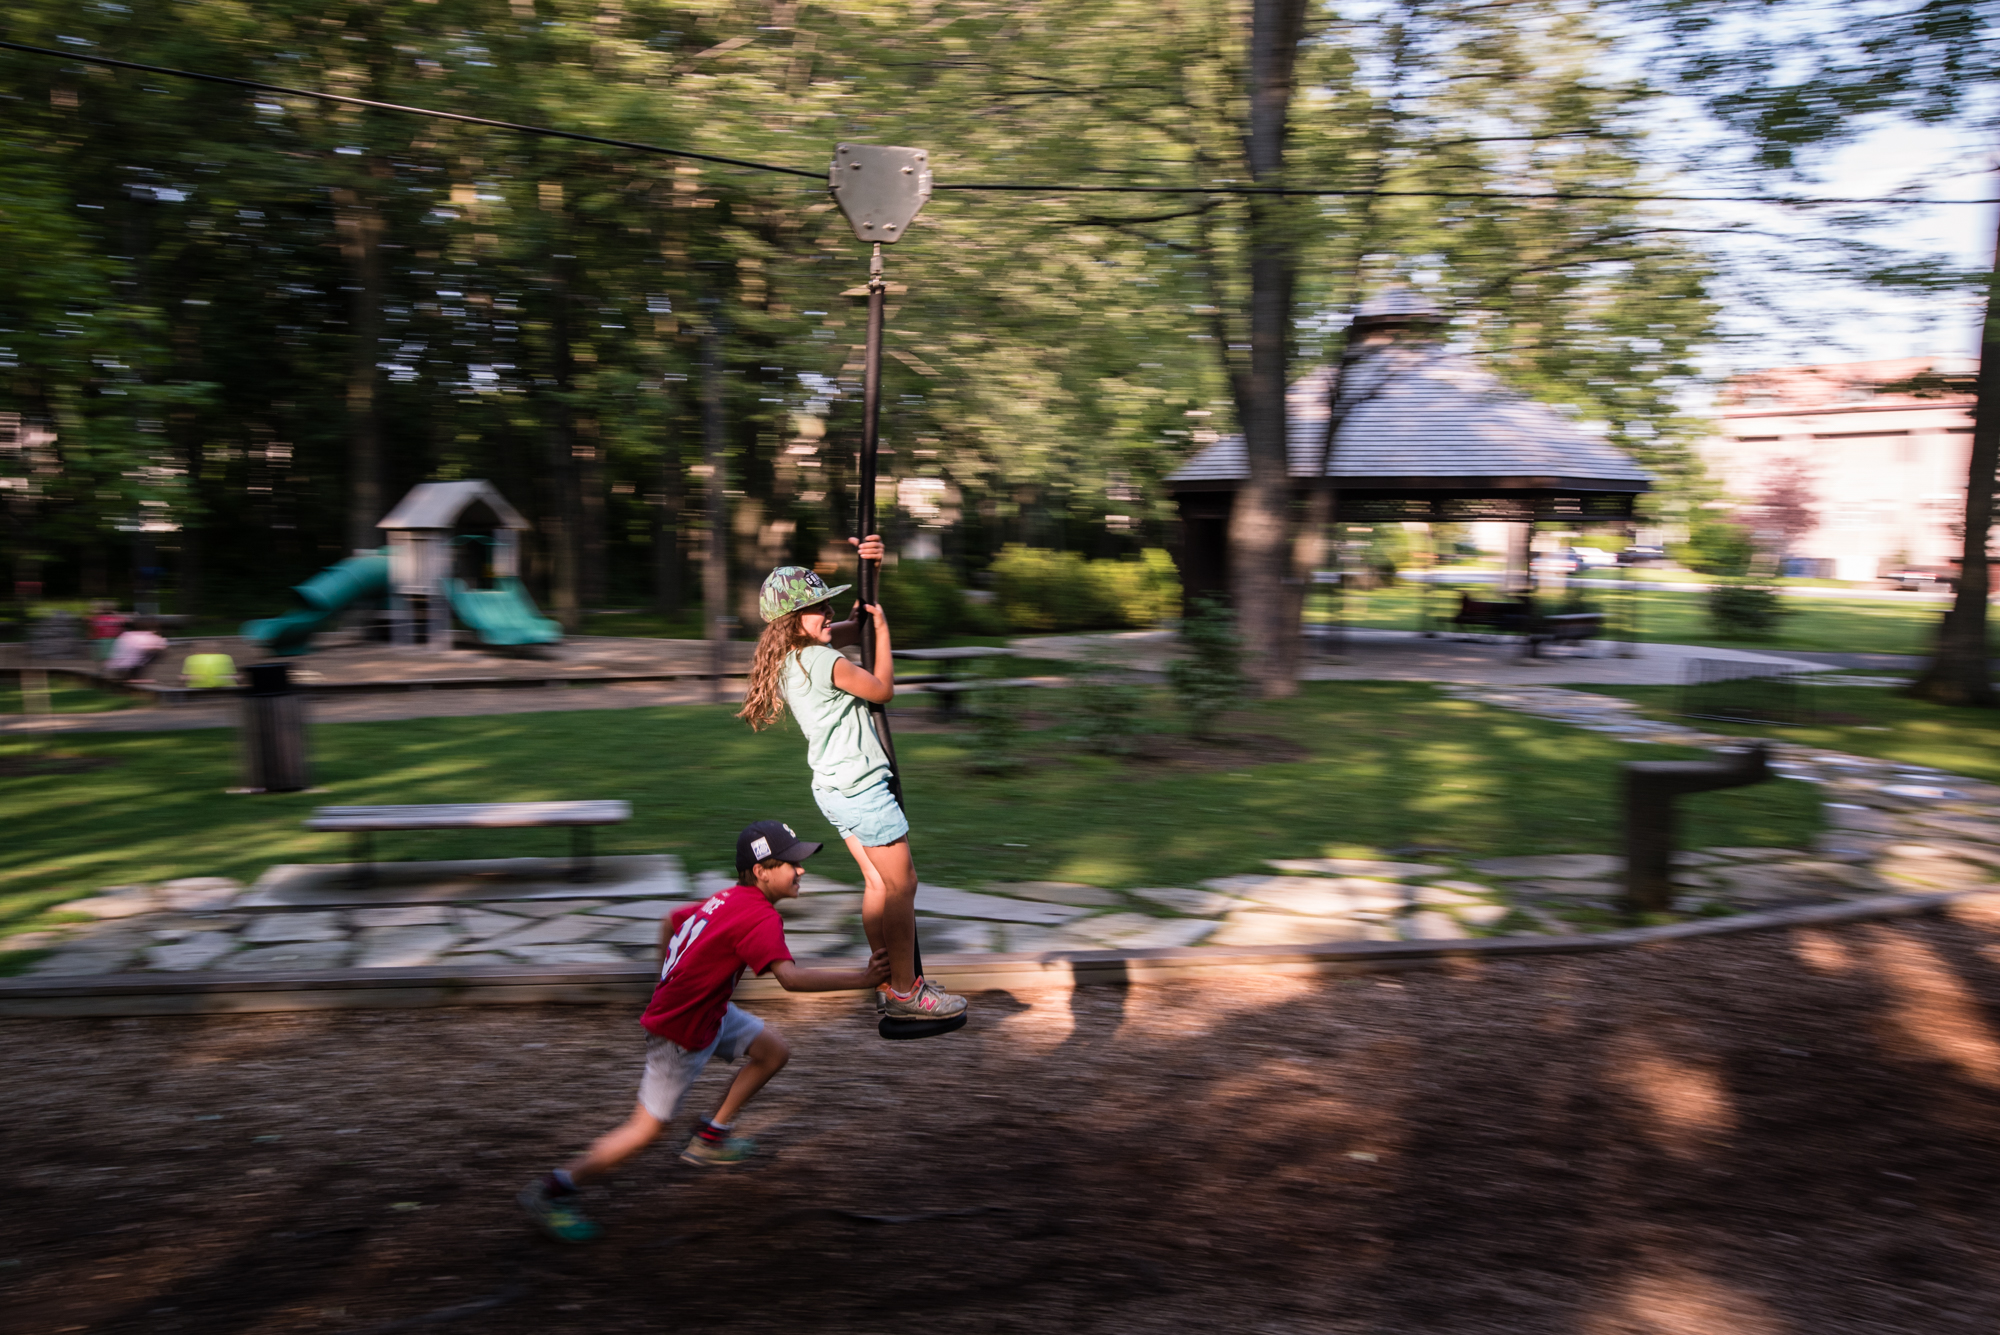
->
[1167, 352, 1651, 521]
[1164, 297, 1653, 600]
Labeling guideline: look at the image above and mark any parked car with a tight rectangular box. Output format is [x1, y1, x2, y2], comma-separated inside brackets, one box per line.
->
[1881, 567, 1956, 592]
[1531, 550, 1583, 575]
[1568, 546, 1617, 569]
[1617, 545, 1666, 566]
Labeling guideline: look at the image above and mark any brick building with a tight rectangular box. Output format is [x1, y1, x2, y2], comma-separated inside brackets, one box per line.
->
[1700, 358, 1977, 581]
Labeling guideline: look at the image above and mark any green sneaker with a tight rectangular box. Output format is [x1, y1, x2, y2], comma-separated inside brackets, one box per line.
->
[518, 1184, 600, 1243]
[680, 1130, 757, 1167]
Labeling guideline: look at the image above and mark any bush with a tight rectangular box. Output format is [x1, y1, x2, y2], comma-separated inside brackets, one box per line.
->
[1707, 581, 1790, 635]
[1066, 653, 1149, 755]
[878, 559, 968, 648]
[1675, 517, 1755, 577]
[1165, 598, 1245, 738]
[990, 546, 1179, 633]
[964, 657, 1027, 775]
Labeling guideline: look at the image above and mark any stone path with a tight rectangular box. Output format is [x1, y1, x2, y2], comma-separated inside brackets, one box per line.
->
[14, 677, 2000, 981]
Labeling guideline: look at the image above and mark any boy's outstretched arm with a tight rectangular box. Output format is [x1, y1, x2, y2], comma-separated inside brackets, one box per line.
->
[768, 949, 890, 993]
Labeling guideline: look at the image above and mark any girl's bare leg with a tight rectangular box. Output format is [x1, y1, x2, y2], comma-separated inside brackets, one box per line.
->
[563, 1104, 663, 1186]
[846, 834, 919, 993]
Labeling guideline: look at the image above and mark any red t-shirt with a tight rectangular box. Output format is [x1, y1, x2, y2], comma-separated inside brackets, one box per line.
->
[640, 885, 792, 1050]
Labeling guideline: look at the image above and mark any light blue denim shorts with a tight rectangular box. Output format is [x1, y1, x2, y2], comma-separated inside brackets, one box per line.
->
[638, 1002, 764, 1121]
[812, 775, 909, 848]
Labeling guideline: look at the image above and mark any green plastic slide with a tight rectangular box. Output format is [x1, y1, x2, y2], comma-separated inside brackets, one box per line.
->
[446, 576, 563, 647]
[240, 553, 391, 656]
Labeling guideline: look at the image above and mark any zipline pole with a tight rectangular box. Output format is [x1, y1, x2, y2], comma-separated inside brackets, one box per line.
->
[830, 143, 958, 1040]
[855, 240, 902, 802]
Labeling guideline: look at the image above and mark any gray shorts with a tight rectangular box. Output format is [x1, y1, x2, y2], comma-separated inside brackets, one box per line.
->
[637, 1003, 765, 1121]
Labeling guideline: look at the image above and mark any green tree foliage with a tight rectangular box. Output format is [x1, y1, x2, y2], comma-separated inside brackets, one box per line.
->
[1647, 0, 1999, 705]
[2, 0, 1720, 635]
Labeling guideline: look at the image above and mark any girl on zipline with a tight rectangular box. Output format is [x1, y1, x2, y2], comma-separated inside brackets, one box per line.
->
[737, 538, 968, 1024]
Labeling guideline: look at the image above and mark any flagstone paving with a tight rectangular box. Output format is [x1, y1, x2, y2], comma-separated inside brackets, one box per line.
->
[18, 682, 2000, 981]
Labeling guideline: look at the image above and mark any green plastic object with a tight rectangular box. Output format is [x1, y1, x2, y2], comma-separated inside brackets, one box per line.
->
[447, 577, 562, 646]
[241, 552, 391, 656]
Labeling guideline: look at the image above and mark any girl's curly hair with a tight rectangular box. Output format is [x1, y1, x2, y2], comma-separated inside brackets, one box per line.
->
[737, 608, 817, 731]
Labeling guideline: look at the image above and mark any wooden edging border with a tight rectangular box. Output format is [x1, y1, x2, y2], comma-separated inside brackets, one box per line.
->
[2, 887, 1991, 1020]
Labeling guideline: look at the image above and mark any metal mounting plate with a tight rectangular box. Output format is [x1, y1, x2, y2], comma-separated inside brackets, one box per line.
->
[829, 143, 932, 244]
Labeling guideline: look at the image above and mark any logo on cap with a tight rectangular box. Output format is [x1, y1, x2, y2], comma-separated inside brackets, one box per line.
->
[750, 836, 771, 860]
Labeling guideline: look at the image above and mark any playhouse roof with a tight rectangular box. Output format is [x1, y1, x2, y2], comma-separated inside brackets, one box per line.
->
[1165, 344, 1652, 496]
[377, 480, 530, 533]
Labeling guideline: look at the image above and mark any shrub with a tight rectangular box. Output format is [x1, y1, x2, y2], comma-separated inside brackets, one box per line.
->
[990, 546, 1179, 633]
[1165, 598, 1245, 738]
[1707, 581, 1790, 635]
[964, 657, 1027, 775]
[1675, 517, 1755, 577]
[878, 559, 967, 648]
[1066, 653, 1149, 755]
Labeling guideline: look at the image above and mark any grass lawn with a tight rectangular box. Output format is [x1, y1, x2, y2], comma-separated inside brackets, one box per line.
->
[1576, 682, 2000, 785]
[1320, 585, 1982, 657]
[0, 683, 1821, 967]
[0, 675, 136, 714]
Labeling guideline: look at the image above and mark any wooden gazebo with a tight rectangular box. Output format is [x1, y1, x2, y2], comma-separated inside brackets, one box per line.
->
[1165, 292, 1654, 603]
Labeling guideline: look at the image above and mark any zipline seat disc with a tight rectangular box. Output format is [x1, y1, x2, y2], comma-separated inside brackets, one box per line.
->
[878, 1012, 969, 1041]
[829, 144, 932, 244]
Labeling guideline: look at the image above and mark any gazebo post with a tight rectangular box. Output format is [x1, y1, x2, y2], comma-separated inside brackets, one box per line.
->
[1620, 520, 1642, 657]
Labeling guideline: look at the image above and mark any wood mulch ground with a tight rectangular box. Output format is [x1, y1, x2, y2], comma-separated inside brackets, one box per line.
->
[11, 906, 2000, 1334]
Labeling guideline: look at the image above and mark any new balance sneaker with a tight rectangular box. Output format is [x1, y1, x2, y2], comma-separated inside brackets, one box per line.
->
[680, 1128, 757, 1167]
[518, 1183, 600, 1243]
[878, 977, 967, 1021]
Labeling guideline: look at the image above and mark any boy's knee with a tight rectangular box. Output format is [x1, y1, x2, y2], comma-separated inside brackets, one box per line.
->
[753, 1028, 791, 1069]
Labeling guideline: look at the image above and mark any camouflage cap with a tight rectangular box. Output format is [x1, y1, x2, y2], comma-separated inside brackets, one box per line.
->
[758, 565, 850, 624]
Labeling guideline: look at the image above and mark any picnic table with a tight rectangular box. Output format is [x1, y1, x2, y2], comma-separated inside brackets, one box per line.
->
[305, 800, 631, 886]
[892, 646, 1019, 715]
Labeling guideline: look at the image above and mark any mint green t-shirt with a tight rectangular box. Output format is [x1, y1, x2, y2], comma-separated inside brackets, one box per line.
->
[781, 644, 891, 796]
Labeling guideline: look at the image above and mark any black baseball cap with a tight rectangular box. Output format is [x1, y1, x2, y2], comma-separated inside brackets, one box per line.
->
[735, 819, 823, 875]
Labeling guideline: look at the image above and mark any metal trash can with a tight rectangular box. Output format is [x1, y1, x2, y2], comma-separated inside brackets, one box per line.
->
[241, 662, 310, 793]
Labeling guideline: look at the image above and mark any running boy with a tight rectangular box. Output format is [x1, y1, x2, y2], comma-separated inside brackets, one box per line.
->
[518, 819, 888, 1243]
[738, 540, 967, 1023]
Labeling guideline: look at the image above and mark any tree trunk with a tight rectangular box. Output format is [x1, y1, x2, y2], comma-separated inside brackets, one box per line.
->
[577, 412, 607, 606]
[654, 398, 685, 617]
[1232, 0, 1309, 698]
[542, 262, 582, 633]
[1911, 201, 2000, 707]
[703, 308, 730, 691]
[333, 174, 385, 555]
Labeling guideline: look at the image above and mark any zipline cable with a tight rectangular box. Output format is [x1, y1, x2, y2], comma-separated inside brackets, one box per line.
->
[5, 39, 1995, 208]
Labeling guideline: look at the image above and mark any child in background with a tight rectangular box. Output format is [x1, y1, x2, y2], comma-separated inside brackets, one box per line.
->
[104, 618, 168, 683]
[518, 820, 888, 1243]
[738, 540, 967, 1024]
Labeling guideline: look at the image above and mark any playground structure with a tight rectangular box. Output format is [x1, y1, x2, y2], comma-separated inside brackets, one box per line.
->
[242, 480, 560, 656]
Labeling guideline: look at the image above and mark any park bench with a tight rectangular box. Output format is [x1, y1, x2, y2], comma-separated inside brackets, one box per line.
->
[1523, 612, 1604, 659]
[305, 799, 631, 887]
[1447, 593, 1534, 638]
